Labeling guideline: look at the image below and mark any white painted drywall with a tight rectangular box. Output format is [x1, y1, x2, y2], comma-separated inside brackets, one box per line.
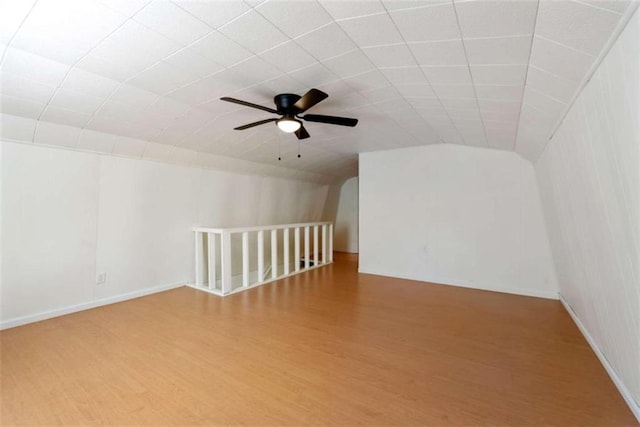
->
[535, 8, 639, 413]
[1, 141, 329, 328]
[2, 145, 100, 321]
[334, 177, 359, 253]
[359, 144, 558, 299]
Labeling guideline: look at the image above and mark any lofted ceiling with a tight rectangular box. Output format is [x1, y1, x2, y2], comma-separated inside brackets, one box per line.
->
[0, 0, 636, 180]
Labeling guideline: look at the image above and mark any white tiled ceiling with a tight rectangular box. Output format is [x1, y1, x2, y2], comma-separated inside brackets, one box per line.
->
[0, 0, 637, 180]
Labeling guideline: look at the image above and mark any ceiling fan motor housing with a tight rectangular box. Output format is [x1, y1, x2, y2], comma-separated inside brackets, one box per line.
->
[274, 93, 302, 114]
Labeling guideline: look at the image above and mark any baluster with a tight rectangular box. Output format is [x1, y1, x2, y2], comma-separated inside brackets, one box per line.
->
[284, 228, 290, 275]
[271, 229, 278, 279]
[304, 226, 310, 269]
[329, 224, 333, 262]
[221, 231, 232, 295]
[242, 232, 249, 287]
[294, 227, 300, 272]
[322, 225, 327, 265]
[195, 231, 204, 286]
[258, 230, 264, 282]
[208, 232, 217, 290]
[313, 225, 319, 267]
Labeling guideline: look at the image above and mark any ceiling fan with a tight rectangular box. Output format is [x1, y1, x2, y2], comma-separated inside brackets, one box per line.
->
[220, 89, 358, 140]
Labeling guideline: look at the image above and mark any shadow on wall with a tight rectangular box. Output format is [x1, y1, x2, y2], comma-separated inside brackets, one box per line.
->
[321, 180, 344, 225]
[334, 177, 359, 253]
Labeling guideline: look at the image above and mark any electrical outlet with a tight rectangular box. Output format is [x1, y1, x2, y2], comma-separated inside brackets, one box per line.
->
[96, 272, 107, 284]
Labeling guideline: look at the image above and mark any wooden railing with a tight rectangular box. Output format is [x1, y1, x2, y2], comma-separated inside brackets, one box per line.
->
[191, 222, 333, 296]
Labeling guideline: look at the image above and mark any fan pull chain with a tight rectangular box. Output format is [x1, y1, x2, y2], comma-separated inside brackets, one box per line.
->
[275, 127, 282, 161]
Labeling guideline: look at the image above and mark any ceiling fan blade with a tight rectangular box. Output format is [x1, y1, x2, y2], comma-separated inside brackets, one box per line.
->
[234, 118, 278, 130]
[295, 125, 310, 140]
[293, 89, 328, 113]
[301, 114, 358, 127]
[220, 97, 278, 114]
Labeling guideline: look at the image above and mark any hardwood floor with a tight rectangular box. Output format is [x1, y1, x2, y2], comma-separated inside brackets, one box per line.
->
[1, 253, 636, 426]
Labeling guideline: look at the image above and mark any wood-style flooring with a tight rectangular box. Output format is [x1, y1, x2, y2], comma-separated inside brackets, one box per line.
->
[1, 253, 636, 425]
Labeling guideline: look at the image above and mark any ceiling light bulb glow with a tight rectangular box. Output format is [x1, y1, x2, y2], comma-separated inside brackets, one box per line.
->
[277, 118, 301, 133]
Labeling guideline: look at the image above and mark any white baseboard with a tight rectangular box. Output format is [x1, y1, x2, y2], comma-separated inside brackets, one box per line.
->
[560, 296, 640, 423]
[0, 282, 185, 330]
[358, 267, 559, 300]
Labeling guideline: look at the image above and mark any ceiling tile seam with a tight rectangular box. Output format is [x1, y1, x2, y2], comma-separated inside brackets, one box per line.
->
[572, 0, 625, 15]
[354, 33, 535, 51]
[333, 10, 389, 23]
[202, 2, 258, 32]
[177, 88, 302, 149]
[149, 67, 296, 146]
[525, 86, 571, 106]
[98, 0, 156, 20]
[528, 64, 582, 84]
[159, 27, 306, 102]
[139, 106, 206, 147]
[421, 64, 530, 70]
[39, 2, 189, 140]
[332, 1, 460, 23]
[379, 0, 466, 146]
[161, 29, 339, 107]
[216, 13, 290, 56]
[0, 0, 38, 65]
[74, 17, 272, 146]
[152, 42, 254, 96]
[335, 49, 445, 142]
[270, 18, 336, 42]
[309, 1, 444, 147]
[531, 0, 639, 163]
[451, 33, 534, 41]
[247, 12, 361, 86]
[126, 10, 221, 88]
[513, 0, 541, 153]
[533, 34, 599, 58]
[170, 104, 289, 158]
[169, 0, 327, 90]
[168, 0, 233, 31]
[410, 33, 533, 45]
[30, 1, 155, 148]
[426, 61, 532, 68]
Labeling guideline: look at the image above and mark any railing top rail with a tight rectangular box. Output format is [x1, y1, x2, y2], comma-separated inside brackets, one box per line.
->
[193, 221, 332, 234]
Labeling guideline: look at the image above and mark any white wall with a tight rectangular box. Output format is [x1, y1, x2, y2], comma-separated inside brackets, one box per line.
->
[334, 177, 358, 253]
[359, 144, 558, 299]
[535, 8, 639, 414]
[1, 141, 329, 328]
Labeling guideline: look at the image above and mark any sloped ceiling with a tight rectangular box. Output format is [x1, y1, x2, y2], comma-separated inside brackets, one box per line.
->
[0, 0, 635, 180]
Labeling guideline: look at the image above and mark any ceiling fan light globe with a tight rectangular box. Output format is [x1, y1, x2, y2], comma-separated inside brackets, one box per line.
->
[277, 118, 301, 133]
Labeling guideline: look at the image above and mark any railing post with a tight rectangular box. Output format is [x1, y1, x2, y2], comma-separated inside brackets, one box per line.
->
[195, 231, 204, 286]
[329, 223, 333, 262]
[294, 227, 300, 272]
[271, 229, 278, 279]
[304, 226, 310, 269]
[284, 228, 290, 275]
[208, 232, 216, 290]
[313, 225, 319, 267]
[322, 225, 327, 265]
[221, 231, 232, 295]
[242, 231, 249, 288]
[257, 230, 264, 282]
